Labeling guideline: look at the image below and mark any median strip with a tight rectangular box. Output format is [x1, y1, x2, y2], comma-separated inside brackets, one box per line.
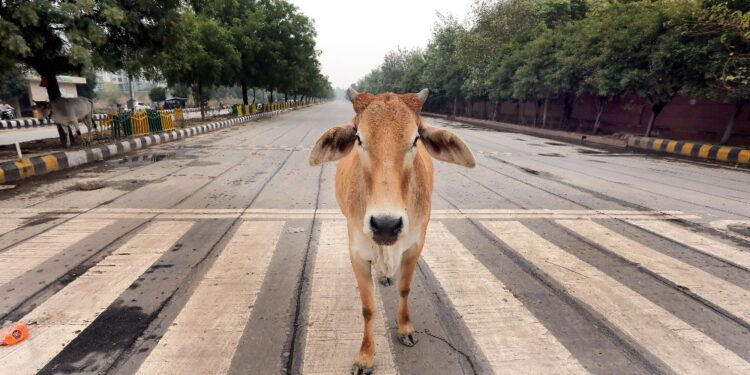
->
[0, 108, 297, 184]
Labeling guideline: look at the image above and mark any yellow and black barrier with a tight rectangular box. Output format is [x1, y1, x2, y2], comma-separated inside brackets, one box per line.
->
[627, 136, 750, 166]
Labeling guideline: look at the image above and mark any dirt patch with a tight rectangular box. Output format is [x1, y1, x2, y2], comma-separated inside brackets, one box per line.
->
[75, 180, 108, 191]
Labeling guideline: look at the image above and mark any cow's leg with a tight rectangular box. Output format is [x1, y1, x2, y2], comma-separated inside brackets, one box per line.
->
[83, 116, 94, 145]
[396, 243, 422, 347]
[350, 251, 377, 374]
[59, 124, 72, 147]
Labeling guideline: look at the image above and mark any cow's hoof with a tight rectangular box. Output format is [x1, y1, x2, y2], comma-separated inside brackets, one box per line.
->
[398, 332, 418, 347]
[351, 364, 373, 375]
[379, 276, 392, 286]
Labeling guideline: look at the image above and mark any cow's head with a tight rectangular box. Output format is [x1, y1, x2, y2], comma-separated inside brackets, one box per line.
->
[310, 88, 475, 245]
[33, 101, 52, 119]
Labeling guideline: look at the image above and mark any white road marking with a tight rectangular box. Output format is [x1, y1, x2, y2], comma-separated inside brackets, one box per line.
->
[558, 220, 750, 324]
[483, 221, 750, 375]
[0, 218, 116, 285]
[0, 221, 193, 374]
[302, 220, 397, 374]
[137, 221, 284, 374]
[0, 218, 24, 236]
[422, 222, 586, 373]
[626, 219, 750, 270]
[0, 208, 700, 221]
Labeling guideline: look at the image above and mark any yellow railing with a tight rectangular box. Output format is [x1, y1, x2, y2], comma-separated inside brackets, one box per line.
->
[131, 110, 149, 136]
[161, 112, 175, 131]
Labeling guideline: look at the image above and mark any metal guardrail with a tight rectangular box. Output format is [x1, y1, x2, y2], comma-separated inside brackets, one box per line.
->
[0, 107, 224, 130]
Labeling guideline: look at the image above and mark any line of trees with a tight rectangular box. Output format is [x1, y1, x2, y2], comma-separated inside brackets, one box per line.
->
[0, 0, 334, 120]
[356, 0, 749, 143]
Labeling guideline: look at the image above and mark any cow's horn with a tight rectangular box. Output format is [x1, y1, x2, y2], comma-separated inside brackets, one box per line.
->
[346, 87, 359, 103]
[416, 88, 429, 104]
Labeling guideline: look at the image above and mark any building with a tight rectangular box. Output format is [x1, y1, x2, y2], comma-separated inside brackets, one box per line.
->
[2, 74, 86, 118]
[26, 74, 85, 101]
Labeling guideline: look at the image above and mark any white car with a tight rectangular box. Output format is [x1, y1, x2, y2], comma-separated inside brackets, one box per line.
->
[133, 102, 152, 110]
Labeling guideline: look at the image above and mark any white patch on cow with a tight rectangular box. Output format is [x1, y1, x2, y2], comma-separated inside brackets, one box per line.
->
[351, 226, 420, 279]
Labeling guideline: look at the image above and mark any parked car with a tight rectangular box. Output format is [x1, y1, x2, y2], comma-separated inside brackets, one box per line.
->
[133, 102, 152, 111]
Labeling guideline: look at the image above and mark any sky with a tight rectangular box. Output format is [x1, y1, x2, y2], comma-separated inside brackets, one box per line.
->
[289, 0, 475, 89]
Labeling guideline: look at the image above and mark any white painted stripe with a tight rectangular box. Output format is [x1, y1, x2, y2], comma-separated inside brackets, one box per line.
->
[483, 221, 750, 375]
[626, 220, 750, 270]
[0, 218, 116, 284]
[558, 220, 750, 324]
[137, 221, 284, 374]
[0, 221, 193, 374]
[423, 222, 586, 373]
[0, 218, 24, 236]
[302, 220, 397, 374]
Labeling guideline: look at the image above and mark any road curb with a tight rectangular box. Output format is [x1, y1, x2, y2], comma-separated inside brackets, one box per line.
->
[0, 108, 294, 184]
[423, 112, 627, 149]
[625, 135, 750, 166]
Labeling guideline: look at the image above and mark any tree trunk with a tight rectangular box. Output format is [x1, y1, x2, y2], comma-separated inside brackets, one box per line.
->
[451, 95, 457, 119]
[492, 100, 498, 121]
[533, 99, 542, 127]
[542, 96, 549, 128]
[127, 74, 135, 110]
[198, 81, 205, 121]
[284, 92, 288, 102]
[592, 96, 608, 135]
[270, 90, 274, 103]
[721, 101, 745, 145]
[44, 75, 62, 101]
[561, 93, 575, 130]
[242, 81, 249, 105]
[644, 101, 667, 137]
[252, 88, 256, 104]
[517, 102, 523, 124]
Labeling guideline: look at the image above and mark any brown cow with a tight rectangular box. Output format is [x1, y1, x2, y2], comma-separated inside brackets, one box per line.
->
[309, 88, 475, 374]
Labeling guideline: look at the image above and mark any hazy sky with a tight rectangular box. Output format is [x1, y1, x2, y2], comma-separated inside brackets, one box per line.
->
[290, 0, 475, 89]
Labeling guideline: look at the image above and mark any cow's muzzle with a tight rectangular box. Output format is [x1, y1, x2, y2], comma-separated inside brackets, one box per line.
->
[369, 215, 403, 245]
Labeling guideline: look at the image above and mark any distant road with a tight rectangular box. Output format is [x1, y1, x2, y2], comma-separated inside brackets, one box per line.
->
[1, 102, 749, 374]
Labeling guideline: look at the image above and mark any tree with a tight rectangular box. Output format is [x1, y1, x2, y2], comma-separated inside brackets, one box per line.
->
[76, 67, 98, 100]
[99, 82, 122, 107]
[169, 84, 191, 99]
[0, 1, 181, 144]
[0, 66, 27, 101]
[422, 15, 468, 118]
[161, 13, 240, 119]
[677, 2, 750, 144]
[149, 87, 167, 103]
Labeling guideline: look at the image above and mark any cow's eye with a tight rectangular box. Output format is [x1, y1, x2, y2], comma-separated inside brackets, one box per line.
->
[355, 134, 362, 146]
[412, 136, 420, 148]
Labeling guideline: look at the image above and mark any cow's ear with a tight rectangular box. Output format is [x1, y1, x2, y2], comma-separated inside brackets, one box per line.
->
[309, 124, 357, 166]
[419, 125, 476, 168]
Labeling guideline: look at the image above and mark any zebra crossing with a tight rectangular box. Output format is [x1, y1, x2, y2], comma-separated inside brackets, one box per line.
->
[0, 209, 748, 374]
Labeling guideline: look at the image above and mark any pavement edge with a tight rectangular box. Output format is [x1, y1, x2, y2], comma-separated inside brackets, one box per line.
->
[0, 108, 301, 184]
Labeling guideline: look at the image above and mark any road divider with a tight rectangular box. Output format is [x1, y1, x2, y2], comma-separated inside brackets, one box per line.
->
[625, 135, 750, 166]
[0, 107, 304, 184]
[424, 113, 750, 167]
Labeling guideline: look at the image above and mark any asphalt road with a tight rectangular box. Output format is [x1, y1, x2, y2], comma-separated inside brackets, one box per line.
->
[1, 101, 749, 375]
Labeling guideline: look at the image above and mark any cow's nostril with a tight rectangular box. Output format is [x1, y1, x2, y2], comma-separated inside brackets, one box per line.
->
[370, 216, 403, 244]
